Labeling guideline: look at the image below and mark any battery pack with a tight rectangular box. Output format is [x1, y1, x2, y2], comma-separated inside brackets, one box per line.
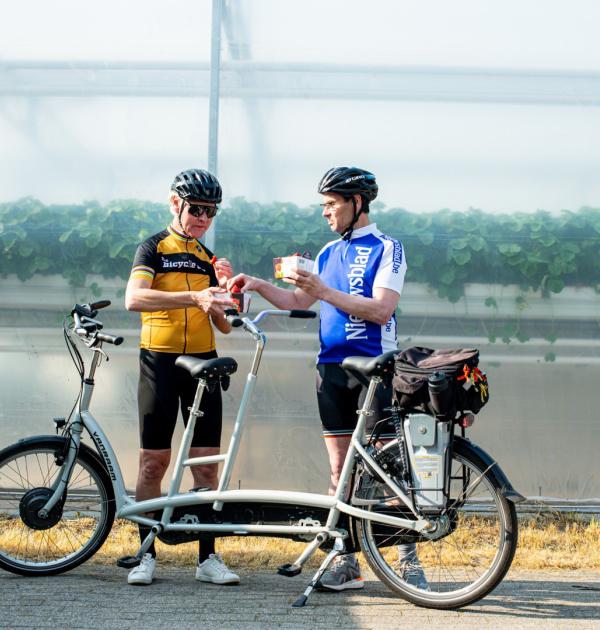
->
[403, 413, 451, 509]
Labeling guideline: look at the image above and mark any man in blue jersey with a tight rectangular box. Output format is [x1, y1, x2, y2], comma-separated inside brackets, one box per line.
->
[228, 166, 427, 592]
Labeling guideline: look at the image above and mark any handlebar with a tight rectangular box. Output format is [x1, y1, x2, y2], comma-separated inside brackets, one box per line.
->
[71, 301, 124, 346]
[96, 332, 124, 346]
[289, 310, 317, 319]
[225, 307, 317, 333]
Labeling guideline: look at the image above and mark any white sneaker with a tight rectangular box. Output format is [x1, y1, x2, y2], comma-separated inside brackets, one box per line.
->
[127, 553, 156, 585]
[195, 553, 240, 585]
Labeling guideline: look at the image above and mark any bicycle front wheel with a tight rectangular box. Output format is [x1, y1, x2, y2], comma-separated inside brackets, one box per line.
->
[0, 436, 115, 576]
[356, 439, 518, 609]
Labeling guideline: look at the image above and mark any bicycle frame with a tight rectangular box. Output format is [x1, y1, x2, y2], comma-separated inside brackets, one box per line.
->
[44, 310, 434, 546]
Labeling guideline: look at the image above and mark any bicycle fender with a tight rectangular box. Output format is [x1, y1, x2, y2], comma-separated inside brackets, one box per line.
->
[453, 436, 526, 503]
[9, 434, 109, 477]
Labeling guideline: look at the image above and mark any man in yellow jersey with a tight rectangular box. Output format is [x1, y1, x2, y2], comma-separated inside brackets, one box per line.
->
[125, 169, 240, 586]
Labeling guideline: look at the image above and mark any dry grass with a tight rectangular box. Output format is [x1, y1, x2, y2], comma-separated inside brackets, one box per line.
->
[94, 514, 600, 570]
[2, 513, 599, 571]
[513, 513, 600, 570]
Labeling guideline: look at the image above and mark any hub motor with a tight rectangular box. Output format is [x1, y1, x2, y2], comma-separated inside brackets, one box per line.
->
[19, 487, 64, 530]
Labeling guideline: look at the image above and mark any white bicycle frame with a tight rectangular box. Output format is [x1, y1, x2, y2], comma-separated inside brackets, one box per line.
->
[43, 310, 433, 548]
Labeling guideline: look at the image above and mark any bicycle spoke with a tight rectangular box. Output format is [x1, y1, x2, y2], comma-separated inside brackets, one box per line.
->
[358, 442, 516, 606]
[0, 444, 113, 571]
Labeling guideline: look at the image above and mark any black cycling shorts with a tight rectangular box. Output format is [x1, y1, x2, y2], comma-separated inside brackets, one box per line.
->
[316, 363, 395, 439]
[138, 349, 223, 450]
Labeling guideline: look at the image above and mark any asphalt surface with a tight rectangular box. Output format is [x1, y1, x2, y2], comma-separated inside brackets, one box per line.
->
[1, 565, 599, 629]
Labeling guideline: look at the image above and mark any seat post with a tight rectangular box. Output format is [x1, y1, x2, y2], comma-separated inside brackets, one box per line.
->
[166, 378, 207, 500]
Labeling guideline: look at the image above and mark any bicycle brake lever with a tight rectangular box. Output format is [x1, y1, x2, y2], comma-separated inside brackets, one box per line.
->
[80, 316, 104, 330]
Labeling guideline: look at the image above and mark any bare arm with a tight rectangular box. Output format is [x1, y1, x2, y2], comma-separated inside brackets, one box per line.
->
[227, 274, 317, 311]
[288, 270, 399, 325]
[126, 277, 197, 311]
[125, 277, 234, 334]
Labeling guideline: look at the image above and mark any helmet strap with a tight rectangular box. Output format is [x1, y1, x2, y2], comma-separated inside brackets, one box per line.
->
[341, 196, 362, 241]
[176, 198, 192, 238]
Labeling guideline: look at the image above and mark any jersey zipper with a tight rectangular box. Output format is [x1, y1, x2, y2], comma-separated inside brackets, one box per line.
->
[183, 240, 191, 354]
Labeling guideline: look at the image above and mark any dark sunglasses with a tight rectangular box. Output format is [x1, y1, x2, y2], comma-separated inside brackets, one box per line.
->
[186, 202, 218, 219]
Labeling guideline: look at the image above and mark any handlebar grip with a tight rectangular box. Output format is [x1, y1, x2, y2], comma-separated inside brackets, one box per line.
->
[224, 308, 244, 328]
[289, 310, 317, 319]
[96, 332, 124, 345]
[90, 300, 111, 311]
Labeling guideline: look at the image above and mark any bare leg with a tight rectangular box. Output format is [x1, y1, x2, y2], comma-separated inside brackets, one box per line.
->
[188, 446, 220, 563]
[323, 435, 352, 496]
[135, 448, 171, 557]
[136, 448, 171, 501]
[188, 446, 220, 490]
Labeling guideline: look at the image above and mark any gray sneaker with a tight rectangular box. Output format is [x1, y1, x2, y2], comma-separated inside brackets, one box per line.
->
[316, 554, 364, 591]
[398, 546, 430, 590]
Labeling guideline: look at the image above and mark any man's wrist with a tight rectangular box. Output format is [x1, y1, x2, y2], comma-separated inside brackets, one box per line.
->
[253, 277, 270, 295]
[318, 285, 332, 302]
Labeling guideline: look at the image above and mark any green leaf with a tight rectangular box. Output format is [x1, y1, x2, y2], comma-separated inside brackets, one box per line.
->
[59, 229, 74, 243]
[484, 297, 497, 309]
[109, 241, 127, 258]
[498, 243, 522, 255]
[18, 242, 34, 256]
[544, 352, 556, 362]
[450, 249, 471, 266]
[439, 269, 455, 285]
[417, 231, 434, 245]
[449, 238, 470, 250]
[536, 234, 557, 247]
[469, 236, 486, 252]
[546, 276, 564, 293]
[515, 295, 528, 311]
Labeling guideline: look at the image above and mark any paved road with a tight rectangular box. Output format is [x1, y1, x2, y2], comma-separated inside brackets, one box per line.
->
[1, 566, 599, 629]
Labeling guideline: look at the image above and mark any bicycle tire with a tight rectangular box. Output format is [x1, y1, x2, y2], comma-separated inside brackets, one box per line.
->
[0, 435, 116, 576]
[356, 438, 518, 609]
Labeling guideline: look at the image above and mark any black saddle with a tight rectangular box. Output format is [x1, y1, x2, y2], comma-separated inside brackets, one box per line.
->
[175, 356, 238, 380]
[341, 350, 397, 380]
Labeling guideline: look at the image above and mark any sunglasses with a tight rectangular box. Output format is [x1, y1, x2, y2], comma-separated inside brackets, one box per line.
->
[186, 202, 218, 219]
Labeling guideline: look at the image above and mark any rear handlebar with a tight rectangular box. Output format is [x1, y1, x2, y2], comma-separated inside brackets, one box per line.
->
[225, 308, 317, 333]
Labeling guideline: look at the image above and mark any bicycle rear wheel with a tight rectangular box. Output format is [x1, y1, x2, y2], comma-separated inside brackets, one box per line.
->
[0, 436, 115, 576]
[356, 439, 518, 609]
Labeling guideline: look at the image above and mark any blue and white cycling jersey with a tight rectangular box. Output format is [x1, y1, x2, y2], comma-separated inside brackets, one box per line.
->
[315, 223, 407, 363]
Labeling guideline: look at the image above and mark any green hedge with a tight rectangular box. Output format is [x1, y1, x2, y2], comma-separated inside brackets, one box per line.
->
[1, 197, 600, 304]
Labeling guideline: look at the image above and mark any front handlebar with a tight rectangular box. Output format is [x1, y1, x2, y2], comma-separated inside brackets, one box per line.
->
[71, 301, 124, 346]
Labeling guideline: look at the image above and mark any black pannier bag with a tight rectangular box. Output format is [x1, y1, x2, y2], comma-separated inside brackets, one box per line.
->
[392, 347, 489, 419]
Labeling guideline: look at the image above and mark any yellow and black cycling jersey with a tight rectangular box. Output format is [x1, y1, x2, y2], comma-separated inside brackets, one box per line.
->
[130, 225, 219, 354]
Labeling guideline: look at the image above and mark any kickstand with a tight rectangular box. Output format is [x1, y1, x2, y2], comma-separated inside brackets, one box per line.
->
[291, 538, 344, 608]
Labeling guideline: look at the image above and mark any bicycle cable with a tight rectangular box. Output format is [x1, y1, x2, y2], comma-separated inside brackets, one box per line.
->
[63, 315, 85, 425]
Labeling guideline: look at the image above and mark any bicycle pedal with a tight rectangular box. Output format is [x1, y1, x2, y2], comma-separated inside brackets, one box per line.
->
[277, 563, 302, 577]
[117, 555, 141, 569]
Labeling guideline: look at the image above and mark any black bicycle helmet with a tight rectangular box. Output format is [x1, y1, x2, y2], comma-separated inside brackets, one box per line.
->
[171, 169, 222, 204]
[318, 167, 378, 240]
[318, 167, 378, 203]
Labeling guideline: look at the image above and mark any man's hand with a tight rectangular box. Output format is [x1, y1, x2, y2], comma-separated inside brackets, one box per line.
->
[227, 273, 264, 292]
[214, 258, 233, 288]
[285, 269, 328, 300]
[191, 286, 236, 317]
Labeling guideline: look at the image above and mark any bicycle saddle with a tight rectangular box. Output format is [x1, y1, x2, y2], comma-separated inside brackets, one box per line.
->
[341, 350, 397, 379]
[175, 356, 238, 380]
